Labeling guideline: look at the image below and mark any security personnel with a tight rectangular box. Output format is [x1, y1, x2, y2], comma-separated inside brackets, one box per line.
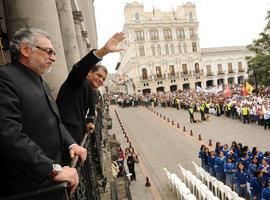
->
[189, 105, 195, 123]
[242, 104, 250, 124]
[200, 103, 206, 121]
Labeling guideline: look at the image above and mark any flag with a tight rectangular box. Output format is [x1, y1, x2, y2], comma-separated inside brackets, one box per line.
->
[224, 85, 231, 97]
[242, 85, 248, 96]
[246, 82, 254, 95]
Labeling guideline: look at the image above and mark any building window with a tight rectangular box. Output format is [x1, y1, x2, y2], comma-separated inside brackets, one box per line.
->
[164, 29, 172, 40]
[176, 28, 185, 39]
[217, 64, 223, 74]
[135, 30, 144, 41]
[157, 44, 161, 55]
[135, 13, 140, 21]
[156, 66, 162, 78]
[178, 43, 182, 53]
[183, 43, 187, 53]
[206, 65, 212, 76]
[142, 68, 148, 80]
[170, 43, 175, 54]
[182, 64, 188, 74]
[189, 12, 193, 19]
[238, 61, 244, 72]
[150, 29, 159, 40]
[228, 62, 233, 73]
[192, 42, 197, 52]
[169, 65, 175, 76]
[165, 44, 169, 54]
[138, 45, 145, 56]
[151, 45, 156, 55]
[195, 63, 200, 73]
[190, 28, 195, 39]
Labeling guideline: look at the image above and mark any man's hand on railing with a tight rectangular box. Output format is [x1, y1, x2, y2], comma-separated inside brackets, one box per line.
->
[86, 122, 95, 133]
[52, 166, 79, 194]
[69, 144, 87, 163]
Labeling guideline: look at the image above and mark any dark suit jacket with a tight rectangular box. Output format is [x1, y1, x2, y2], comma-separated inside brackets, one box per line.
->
[0, 62, 76, 197]
[56, 50, 101, 143]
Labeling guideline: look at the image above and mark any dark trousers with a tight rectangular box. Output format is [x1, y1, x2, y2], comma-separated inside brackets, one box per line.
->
[264, 118, 270, 129]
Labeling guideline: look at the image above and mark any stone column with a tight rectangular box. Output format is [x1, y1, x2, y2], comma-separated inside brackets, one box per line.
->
[55, 0, 80, 71]
[81, 30, 90, 53]
[3, 0, 68, 97]
[73, 11, 85, 57]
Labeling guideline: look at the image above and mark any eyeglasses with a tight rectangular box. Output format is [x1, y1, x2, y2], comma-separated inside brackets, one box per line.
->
[35, 46, 56, 56]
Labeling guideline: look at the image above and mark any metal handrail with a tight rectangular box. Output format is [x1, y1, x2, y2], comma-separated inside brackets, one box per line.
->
[1, 182, 68, 200]
[2, 116, 98, 200]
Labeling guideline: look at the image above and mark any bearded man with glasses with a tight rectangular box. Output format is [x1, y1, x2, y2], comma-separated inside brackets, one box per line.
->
[0, 27, 88, 198]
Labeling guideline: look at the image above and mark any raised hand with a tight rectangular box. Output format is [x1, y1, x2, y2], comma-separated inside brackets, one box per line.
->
[95, 32, 125, 57]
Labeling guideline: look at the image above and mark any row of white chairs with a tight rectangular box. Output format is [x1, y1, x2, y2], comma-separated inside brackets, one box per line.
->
[164, 167, 197, 200]
[178, 164, 218, 200]
[192, 161, 245, 200]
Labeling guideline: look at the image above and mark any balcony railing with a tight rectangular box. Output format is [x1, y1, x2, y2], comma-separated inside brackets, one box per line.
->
[180, 71, 192, 77]
[238, 69, 246, 73]
[167, 73, 176, 78]
[217, 70, 225, 75]
[228, 70, 235, 74]
[192, 69, 203, 75]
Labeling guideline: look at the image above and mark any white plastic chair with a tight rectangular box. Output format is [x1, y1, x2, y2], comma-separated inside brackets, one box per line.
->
[223, 185, 233, 200]
[184, 193, 197, 200]
[217, 180, 225, 200]
[198, 184, 209, 200]
[192, 161, 200, 177]
[163, 168, 172, 189]
[171, 173, 178, 193]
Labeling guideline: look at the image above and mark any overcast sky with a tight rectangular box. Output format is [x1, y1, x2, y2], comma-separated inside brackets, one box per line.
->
[94, 0, 270, 73]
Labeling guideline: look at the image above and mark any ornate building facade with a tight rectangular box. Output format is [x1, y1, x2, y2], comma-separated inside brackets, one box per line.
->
[116, 2, 254, 95]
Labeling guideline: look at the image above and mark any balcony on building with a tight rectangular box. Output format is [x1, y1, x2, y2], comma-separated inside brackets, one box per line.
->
[181, 71, 192, 77]
[228, 69, 235, 74]
[153, 74, 166, 80]
[193, 69, 203, 75]
[206, 71, 214, 77]
[238, 68, 246, 73]
[167, 72, 176, 78]
[217, 70, 225, 75]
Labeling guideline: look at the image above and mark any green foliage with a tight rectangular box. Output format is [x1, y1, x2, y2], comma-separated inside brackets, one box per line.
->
[247, 54, 270, 86]
[246, 9, 270, 86]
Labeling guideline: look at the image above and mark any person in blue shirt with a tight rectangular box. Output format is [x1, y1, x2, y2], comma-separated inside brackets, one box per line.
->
[252, 147, 264, 163]
[222, 144, 229, 156]
[215, 141, 223, 155]
[208, 149, 216, 177]
[239, 152, 251, 171]
[224, 156, 237, 189]
[249, 156, 261, 180]
[226, 147, 238, 163]
[215, 151, 226, 183]
[262, 178, 270, 200]
[199, 145, 206, 169]
[250, 170, 263, 200]
[260, 158, 270, 186]
[235, 162, 248, 198]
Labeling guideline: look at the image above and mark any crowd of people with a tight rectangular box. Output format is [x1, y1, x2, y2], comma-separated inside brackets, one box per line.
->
[110, 84, 270, 130]
[199, 141, 270, 199]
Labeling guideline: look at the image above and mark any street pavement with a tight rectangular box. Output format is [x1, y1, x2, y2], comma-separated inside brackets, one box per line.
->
[109, 105, 270, 200]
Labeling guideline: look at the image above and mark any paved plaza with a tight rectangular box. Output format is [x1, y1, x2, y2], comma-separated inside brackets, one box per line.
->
[109, 105, 270, 200]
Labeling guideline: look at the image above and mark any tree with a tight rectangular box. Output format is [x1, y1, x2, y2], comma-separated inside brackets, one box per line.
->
[246, 9, 270, 86]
